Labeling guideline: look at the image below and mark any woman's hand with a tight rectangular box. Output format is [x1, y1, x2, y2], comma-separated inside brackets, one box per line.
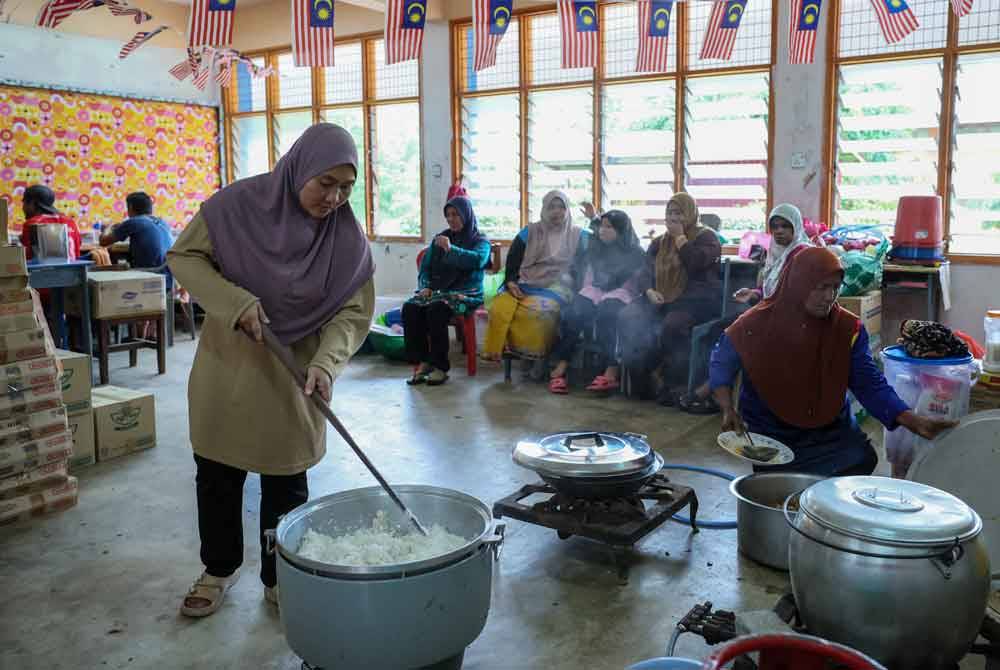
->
[434, 235, 452, 253]
[238, 302, 270, 343]
[580, 202, 598, 221]
[721, 407, 747, 435]
[733, 288, 756, 304]
[898, 410, 958, 441]
[506, 282, 525, 300]
[646, 288, 665, 305]
[304, 366, 332, 402]
[418, 288, 433, 299]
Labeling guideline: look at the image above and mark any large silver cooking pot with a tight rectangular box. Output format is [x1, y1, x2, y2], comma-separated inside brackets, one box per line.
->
[269, 485, 504, 670]
[730, 472, 823, 571]
[786, 476, 990, 670]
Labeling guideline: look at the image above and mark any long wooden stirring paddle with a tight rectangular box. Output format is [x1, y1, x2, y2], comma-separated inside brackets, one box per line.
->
[261, 325, 429, 536]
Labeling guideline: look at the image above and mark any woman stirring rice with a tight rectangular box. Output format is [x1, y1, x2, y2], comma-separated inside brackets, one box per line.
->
[168, 123, 375, 617]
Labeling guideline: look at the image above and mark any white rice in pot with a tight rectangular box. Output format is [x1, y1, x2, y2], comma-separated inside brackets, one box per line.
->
[297, 510, 469, 566]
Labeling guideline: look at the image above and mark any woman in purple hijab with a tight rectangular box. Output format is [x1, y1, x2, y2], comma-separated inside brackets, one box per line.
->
[167, 123, 375, 618]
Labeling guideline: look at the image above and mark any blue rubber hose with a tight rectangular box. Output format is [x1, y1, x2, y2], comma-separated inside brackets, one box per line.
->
[660, 464, 738, 530]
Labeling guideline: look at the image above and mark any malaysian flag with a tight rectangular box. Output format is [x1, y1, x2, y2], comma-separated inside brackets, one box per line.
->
[473, 0, 512, 72]
[36, 0, 99, 28]
[951, 0, 974, 17]
[789, 0, 821, 64]
[700, 0, 748, 61]
[636, 0, 673, 73]
[118, 25, 167, 59]
[292, 0, 336, 67]
[384, 0, 425, 64]
[869, 0, 919, 44]
[558, 0, 597, 69]
[188, 0, 236, 48]
[104, 0, 152, 24]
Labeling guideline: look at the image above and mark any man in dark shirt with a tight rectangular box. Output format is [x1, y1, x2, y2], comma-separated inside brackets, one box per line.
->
[100, 192, 174, 271]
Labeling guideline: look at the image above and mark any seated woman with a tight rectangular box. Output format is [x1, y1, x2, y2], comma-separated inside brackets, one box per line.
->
[548, 210, 644, 394]
[403, 196, 490, 386]
[482, 190, 588, 362]
[619, 192, 722, 404]
[733, 203, 811, 306]
[710, 247, 955, 476]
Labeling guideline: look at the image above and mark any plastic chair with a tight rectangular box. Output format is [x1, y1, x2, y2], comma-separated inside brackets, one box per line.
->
[627, 658, 700, 670]
[703, 634, 887, 670]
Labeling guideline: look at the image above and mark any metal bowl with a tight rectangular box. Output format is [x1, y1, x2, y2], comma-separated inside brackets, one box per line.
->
[730, 472, 824, 570]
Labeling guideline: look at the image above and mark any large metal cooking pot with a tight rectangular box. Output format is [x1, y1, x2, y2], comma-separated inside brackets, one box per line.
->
[786, 476, 990, 670]
[269, 485, 504, 670]
[513, 431, 662, 498]
[730, 472, 823, 570]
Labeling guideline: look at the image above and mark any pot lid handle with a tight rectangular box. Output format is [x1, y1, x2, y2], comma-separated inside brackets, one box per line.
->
[562, 432, 605, 450]
[851, 486, 925, 513]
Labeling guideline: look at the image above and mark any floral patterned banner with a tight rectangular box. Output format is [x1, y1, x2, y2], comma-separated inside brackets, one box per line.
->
[0, 85, 219, 235]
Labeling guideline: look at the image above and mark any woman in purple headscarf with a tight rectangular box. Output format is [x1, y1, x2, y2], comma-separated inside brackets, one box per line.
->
[167, 124, 375, 618]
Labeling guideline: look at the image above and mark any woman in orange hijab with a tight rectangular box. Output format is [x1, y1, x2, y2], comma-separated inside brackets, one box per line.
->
[709, 247, 954, 476]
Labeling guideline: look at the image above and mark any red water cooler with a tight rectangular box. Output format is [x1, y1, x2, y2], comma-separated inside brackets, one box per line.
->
[890, 195, 945, 262]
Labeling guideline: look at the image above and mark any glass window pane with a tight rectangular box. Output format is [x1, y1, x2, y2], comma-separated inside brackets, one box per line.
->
[835, 59, 942, 233]
[604, 2, 676, 78]
[321, 107, 367, 225]
[372, 103, 422, 237]
[959, 0, 1000, 47]
[685, 73, 770, 238]
[951, 53, 1000, 255]
[232, 115, 269, 180]
[372, 39, 420, 100]
[234, 57, 267, 113]
[273, 111, 314, 163]
[838, 0, 947, 58]
[277, 53, 313, 108]
[461, 94, 521, 239]
[527, 87, 593, 223]
[322, 43, 364, 104]
[528, 13, 592, 86]
[686, 0, 772, 71]
[459, 20, 521, 92]
[601, 81, 676, 243]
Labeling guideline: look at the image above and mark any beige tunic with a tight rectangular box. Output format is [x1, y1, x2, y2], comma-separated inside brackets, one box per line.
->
[167, 213, 376, 475]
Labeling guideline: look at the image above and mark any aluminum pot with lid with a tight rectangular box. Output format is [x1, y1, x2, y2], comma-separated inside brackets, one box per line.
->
[513, 431, 662, 498]
[786, 476, 990, 670]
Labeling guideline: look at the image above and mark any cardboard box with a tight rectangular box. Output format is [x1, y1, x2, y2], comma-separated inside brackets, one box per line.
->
[80, 272, 166, 319]
[0, 405, 69, 448]
[93, 386, 156, 462]
[0, 356, 60, 392]
[0, 476, 78, 526]
[0, 429, 74, 478]
[0, 328, 49, 364]
[0, 246, 27, 278]
[0, 299, 34, 319]
[0, 381, 63, 421]
[0, 289, 31, 304]
[0, 276, 28, 292]
[0, 312, 40, 335]
[67, 409, 95, 469]
[837, 290, 883, 338]
[0, 459, 68, 500]
[56, 349, 92, 414]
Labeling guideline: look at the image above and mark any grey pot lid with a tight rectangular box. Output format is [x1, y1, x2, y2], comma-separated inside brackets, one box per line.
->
[513, 432, 654, 477]
[799, 476, 982, 546]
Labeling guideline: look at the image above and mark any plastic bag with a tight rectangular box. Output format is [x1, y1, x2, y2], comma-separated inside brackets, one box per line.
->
[831, 225, 890, 297]
[738, 231, 771, 260]
[483, 272, 505, 308]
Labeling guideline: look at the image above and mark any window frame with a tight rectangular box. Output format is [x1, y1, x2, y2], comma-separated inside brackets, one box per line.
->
[222, 34, 425, 242]
[450, 1, 778, 243]
[823, 0, 1000, 263]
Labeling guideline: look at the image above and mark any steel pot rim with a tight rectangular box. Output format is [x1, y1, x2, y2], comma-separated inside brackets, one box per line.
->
[274, 485, 498, 579]
[729, 472, 824, 513]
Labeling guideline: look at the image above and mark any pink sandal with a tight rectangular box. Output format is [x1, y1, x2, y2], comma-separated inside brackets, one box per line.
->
[586, 375, 619, 392]
[548, 376, 569, 394]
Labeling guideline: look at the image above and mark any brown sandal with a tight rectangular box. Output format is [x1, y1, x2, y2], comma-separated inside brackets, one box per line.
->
[180, 570, 240, 618]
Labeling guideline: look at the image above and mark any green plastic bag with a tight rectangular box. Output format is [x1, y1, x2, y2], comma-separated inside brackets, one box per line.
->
[483, 272, 505, 309]
[835, 227, 890, 297]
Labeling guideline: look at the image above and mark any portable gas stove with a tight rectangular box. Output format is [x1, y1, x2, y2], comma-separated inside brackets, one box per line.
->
[492, 471, 698, 582]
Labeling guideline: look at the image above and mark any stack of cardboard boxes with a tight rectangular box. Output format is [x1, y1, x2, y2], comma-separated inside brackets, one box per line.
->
[839, 290, 884, 423]
[0, 247, 78, 525]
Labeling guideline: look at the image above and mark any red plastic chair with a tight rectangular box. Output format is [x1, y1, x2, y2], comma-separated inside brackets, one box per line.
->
[702, 634, 887, 670]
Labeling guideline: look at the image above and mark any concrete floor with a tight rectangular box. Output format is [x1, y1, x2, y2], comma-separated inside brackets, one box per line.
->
[0, 340, 952, 670]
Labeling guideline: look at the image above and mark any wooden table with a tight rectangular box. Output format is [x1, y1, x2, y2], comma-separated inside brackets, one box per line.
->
[27, 259, 94, 362]
[80, 242, 130, 262]
[882, 261, 951, 322]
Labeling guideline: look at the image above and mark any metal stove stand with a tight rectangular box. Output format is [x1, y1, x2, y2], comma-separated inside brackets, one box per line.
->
[492, 473, 698, 583]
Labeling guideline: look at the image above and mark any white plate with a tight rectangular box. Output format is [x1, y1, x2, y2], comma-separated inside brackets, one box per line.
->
[717, 431, 794, 465]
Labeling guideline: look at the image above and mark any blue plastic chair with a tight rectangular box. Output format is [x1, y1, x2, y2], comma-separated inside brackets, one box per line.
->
[627, 658, 701, 670]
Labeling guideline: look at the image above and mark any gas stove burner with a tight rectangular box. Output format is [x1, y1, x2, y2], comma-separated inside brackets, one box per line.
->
[492, 472, 699, 583]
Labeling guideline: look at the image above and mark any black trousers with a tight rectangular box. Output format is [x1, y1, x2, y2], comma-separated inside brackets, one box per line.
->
[552, 295, 626, 367]
[402, 300, 453, 372]
[194, 453, 308, 588]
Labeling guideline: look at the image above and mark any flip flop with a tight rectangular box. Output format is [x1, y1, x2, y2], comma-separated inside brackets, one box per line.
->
[678, 393, 721, 415]
[586, 375, 619, 392]
[426, 369, 449, 386]
[407, 372, 428, 386]
[180, 570, 240, 618]
[548, 376, 569, 394]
